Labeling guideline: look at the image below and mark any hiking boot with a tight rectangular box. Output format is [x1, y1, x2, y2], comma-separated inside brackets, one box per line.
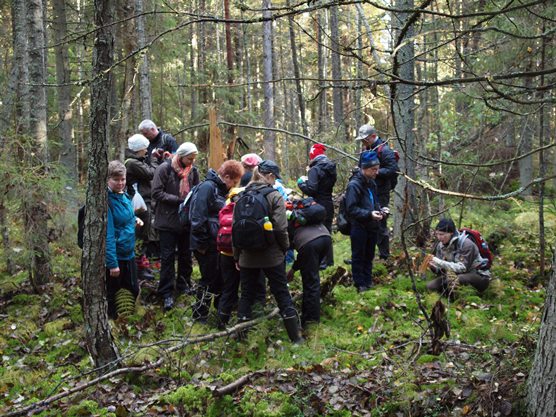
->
[283, 315, 304, 344]
[163, 296, 175, 311]
[356, 284, 374, 293]
[344, 259, 352, 265]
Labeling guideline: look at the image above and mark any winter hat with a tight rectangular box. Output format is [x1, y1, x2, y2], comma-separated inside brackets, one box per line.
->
[309, 143, 326, 160]
[435, 218, 456, 234]
[176, 142, 198, 157]
[355, 124, 377, 141]
[258, 160, 282, 179]
[359, 150, 380, 169]
[241, 153, 262, 167]
[127, 134, 150, 152]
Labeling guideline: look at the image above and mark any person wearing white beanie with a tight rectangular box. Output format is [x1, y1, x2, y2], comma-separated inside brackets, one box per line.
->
[127, 134, 150, 153]
[176, 142, 198, 158]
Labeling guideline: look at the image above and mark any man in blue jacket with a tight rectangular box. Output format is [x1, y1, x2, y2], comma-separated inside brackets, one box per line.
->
[356, 124, 399, 261]
[345, 151, 385, 292]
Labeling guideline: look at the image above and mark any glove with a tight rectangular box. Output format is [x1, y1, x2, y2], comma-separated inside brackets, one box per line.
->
[297, 176, 307, 185]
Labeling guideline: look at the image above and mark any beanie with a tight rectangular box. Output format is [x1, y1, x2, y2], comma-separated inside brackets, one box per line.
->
[241, 153, 262, 167]
[127, 134, 150, 152]
[435, 218, 456, 233]
[176, 142, 198, 157]
[309, 143, 326, 160]
[359, 150, 380, 169]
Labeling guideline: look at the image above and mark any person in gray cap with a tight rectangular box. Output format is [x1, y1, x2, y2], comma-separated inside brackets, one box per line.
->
[355, 124, 399, 261]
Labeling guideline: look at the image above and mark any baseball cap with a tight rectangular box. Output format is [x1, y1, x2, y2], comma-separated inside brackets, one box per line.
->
[258, 160, 282, 179]
[355, 124, 377, 141]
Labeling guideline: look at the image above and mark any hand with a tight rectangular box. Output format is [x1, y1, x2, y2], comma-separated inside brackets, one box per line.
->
[196, 248, 207, 255]
[235, 262, 240, 271]
[371, 211, 383, 221]
[135, 217, 144, 227]
[151, 148, 163, 159]
[381, 207, 390, 215]
[109, 267, 120, 277]
[162, 151, 172, 159]
[430, 256, 441, 268]
[287, 269, 295, 282]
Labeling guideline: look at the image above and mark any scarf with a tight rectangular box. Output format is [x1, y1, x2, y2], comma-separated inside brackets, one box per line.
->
[172, 155, 192, 198]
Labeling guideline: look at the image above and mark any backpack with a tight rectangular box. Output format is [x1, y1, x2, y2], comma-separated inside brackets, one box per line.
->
[458, 227, 493, 270]
[336, 193, 351, 236]
[290, 197, 326, 227]
[178, 184, 201, 228]
[375, 143, 399, 190]
[232, 186, 275, 250]
[216, 200, 235, 253]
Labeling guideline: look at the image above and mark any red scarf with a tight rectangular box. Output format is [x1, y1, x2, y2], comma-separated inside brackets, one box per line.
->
[172, 155, 192, 198]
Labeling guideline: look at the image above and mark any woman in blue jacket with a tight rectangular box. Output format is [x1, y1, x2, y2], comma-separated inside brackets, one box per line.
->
[106, 160, 139, 319]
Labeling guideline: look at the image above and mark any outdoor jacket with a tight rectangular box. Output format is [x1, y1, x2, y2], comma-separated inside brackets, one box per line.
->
[360, 138, 399, 198]
[298, 154, 337, 218]
[190, 169, 228, 252]
[234, 182, 289, 268]
[151, 160, 200, 232]
[124, 148, 156, 203]
[291, 223, 330, 252]
[345, 170, 381, 231]
[146, 128, 178, 165]
[433, 233, 491, 277]
[106, 189, 136, 269]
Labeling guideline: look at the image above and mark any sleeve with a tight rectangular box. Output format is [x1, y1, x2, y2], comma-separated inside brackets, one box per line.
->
[133, 160, 156, 182]
[105, 206, 118, 269]
[345, 183, 373, 222]
[433, 240, 475, 274]
[270, 192, 289, 252]
[298, 166, 319, 197]
[377, 146, 399, 179]
[164, 133, 179, 153]
[190, 183, 212, 249]
[151, 164, 182, 206]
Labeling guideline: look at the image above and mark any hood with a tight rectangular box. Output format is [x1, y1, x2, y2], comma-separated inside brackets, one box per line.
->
[124, 148, 144, 160]
[205, 168, 228, 194]
[310, 154, 336, 173]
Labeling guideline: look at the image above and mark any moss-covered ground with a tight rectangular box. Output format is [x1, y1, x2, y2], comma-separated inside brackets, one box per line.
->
[0, 198, 552, 416]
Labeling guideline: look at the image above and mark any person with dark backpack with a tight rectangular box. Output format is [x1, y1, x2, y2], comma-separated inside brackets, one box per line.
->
[189, 160, 244, 323]
[355, 124, 399, 261]
[233, 161, 303, 343]
[138, 119, 178, 165]
[427, 219, 491, 297]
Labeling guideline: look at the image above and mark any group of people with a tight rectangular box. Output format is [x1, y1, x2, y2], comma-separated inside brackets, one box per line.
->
[103, 120, 490, 342]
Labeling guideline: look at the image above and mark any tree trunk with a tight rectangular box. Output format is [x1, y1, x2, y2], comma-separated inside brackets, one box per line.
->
[527, 251, 556, 416]
[329, 4, 346, 141]
[262, 0, 275, 159]
[392, 0, 418, 240]
[317, 10, 327, 135]
[135, 0, 152, 120]
[83, 0, 120, 371]
[286, 0, 308, 137]
[53, 0, 76, 179]
[26, 0, 50, 289]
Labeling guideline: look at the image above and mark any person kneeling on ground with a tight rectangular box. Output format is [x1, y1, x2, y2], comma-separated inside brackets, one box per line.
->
[427, 218, 491, 296]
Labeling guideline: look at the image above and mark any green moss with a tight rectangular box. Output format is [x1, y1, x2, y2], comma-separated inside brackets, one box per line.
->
[43, 318, 71, 337]
[160, 385, 210, 413]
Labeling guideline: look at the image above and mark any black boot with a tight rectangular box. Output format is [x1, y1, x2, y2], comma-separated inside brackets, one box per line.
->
[217, 313, 230, 330]
[283, 315, 304, 344]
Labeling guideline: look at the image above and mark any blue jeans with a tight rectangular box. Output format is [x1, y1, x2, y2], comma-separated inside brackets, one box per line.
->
[350, 222, 378, 288]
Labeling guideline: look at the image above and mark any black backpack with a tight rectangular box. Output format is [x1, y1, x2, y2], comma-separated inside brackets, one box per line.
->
[290, 197, 326, 227]
[336, 193, 351, 236]
[178, 184, 201, 228]
[232, 186, 275, 250]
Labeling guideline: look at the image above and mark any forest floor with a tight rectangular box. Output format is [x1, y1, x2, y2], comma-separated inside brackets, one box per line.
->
[0, 199, 553, 416]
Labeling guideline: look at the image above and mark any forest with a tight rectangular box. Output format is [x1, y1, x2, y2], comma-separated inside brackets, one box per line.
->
[0, 0, 555, 415]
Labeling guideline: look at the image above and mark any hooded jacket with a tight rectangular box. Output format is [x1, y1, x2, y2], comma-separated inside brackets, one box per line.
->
[345, 170, 381, 231]
[433, 232, 491, 277]
[298, 155, 337, 217]
[124, 148, 156, 203]
[151, 160, 200, 232]
[106, 189, 136, 269]
[189, 169, 228, 251]
[233, 182, 289, 268]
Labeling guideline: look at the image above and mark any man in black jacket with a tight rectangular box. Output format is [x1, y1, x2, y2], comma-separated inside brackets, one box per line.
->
[345, 150, 384, 292]
[356, 124, 399, 260]
[138, 119, 178, 165]
[297, 143, 337, 268]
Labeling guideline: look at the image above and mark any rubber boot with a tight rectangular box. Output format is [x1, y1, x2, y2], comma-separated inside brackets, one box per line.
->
[283, 315, 304, 344]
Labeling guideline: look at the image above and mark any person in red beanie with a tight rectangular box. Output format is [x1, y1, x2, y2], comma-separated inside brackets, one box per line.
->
[297, 143, 337, 269]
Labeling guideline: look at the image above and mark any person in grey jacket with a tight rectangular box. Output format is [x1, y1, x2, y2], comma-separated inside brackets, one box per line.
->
[427, 219, 491, 296]
[151, 142, 200, 311]
[234, 161, 302, 343]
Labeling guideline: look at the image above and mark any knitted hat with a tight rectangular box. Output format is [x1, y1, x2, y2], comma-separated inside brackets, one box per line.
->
[176, 142, 198, 157]
[435, 218, 456, 233]
[309, 143, 326, 160]
[127, 134, 150, 152]
[240, 153, 262, 167]
[359, 150, 380, 169]
[258, 160, 282, 179]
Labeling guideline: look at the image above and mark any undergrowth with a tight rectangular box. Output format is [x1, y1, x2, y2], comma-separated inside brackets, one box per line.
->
[0, 199, 550, 416]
